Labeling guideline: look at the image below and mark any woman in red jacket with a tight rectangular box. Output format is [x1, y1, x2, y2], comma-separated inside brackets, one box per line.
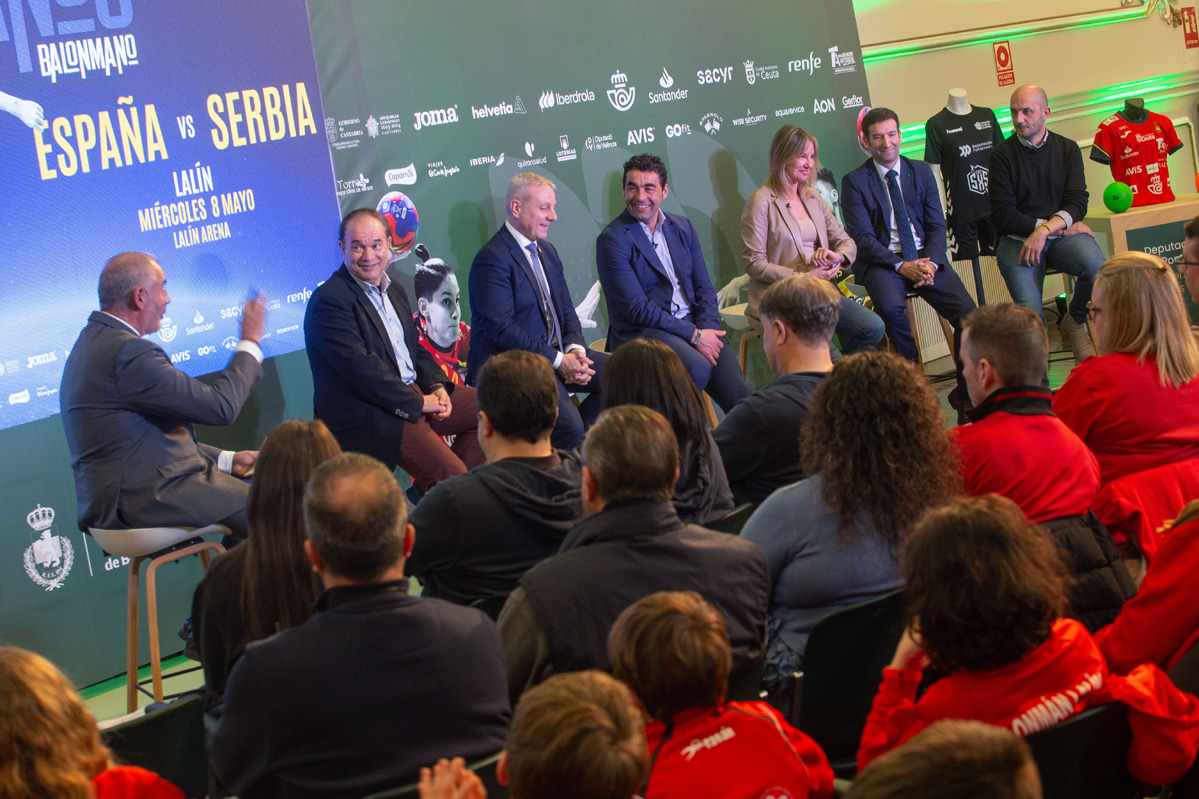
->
[0, 647, 184, 799]
[1053, 251, 1199, 486]
[858, 495, 1199, 785]
[610, 591, 834, 799]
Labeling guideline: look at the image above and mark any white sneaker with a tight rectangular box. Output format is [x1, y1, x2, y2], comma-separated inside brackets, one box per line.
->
[1062, 315, 1096, 361]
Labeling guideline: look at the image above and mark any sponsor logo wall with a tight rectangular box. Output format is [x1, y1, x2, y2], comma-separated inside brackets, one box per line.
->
[0, 0, 339, 685]
[307, 0, 871, 321]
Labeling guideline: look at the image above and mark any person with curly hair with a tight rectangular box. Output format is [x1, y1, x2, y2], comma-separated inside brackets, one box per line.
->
[604, 338, 734, 524]
[0, 646, 184, 799]
[857, 495, 1199, 787]
[1053, 251, 1199, 485]
[741, 350, 958, 704]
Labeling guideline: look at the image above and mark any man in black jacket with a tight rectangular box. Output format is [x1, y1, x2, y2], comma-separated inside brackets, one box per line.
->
[406, 350, 584, 606]
[990, 84, 1103, 361]
[498, 404, 768, 704]
[209, 453, 510, 799]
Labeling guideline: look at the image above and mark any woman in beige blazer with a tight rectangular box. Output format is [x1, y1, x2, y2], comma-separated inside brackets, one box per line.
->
[742, 125, 884, 354]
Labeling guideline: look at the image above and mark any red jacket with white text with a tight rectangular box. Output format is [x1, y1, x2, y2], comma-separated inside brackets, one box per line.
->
[644, 701, 833, 799]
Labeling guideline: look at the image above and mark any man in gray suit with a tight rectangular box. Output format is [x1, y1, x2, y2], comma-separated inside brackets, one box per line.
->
[60, 252, 265, 537]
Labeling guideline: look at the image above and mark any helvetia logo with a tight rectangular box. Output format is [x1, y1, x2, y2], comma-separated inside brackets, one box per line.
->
[23, 504, 74, 591]
[659, 68, 674, 89]
[412, 105, 459, 131]
[607, 70, 635, 111]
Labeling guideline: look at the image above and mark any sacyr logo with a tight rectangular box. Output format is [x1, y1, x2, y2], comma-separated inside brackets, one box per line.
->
[607, 70, 635, 111]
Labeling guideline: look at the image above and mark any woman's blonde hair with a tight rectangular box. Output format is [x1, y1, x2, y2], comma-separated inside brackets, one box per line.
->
[0, 647, 110, 799]
[765, 124, 820, 198]
[1095, 251, 1199, 388]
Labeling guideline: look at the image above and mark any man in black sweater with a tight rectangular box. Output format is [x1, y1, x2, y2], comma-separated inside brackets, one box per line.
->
[990, 84, 1103, 362]
[714, 275, 836, 505]
[405, 350, 584, 606]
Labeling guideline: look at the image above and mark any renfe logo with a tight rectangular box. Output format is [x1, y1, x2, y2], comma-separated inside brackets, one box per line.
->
[2, 0, 134, 73]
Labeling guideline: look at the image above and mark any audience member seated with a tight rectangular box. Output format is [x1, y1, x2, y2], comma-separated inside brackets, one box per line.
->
[498, 405, 768, 703]
[742, 351, 957, 706]
[604, 338, 734, 524]
[406, 350, 584, 605]
[847, 720, 1042, 799]
[608, 591, 834, 799]
[192, 419, 341, 711]
[951, 304, 1133, 631]
[0, 646, 184, 799]
[713, 275, 837, 505]
[61, 251, 265, 538]
[417, 758, 485, 799]
[1053, 252, 1199, 486]
[1097, 499, 1199, 675]
[209, 453, 509, 799]
[857, 495, 1199, 786]
[498, 670, 648, 799]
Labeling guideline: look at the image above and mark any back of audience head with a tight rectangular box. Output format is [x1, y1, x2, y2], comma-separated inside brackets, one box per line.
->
[1093, 251, 1199, 388]
[604, 338, 711, 470]
[243, 419, 341, 638]
[476, 350, 559, 445]
[847, 719, 1042, 799]
[0, 646, 111, 799]
[759, 274, 840, 350]
[960, 304, 1048, 405]
[582, 405, 679, 508]
[906, 494, 1067, 673]
[802, 350, 958, 548]
[500, 670, 648, 799]
[608, 590, 731, 720]
[304, 452, 410, 583]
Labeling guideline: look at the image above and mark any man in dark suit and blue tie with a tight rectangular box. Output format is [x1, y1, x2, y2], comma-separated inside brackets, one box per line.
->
[841, 107, 976, 409]
[595, 153, 749, 412]
[469, 173, 605, 449]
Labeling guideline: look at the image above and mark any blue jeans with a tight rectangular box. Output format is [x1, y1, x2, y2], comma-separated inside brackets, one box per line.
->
[833, 294, 885, 360]
[996, 234, 1105, 324]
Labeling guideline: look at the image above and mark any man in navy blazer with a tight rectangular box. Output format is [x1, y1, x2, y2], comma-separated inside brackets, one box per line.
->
[841, 107, 976, 407]
[595, 153, 749, 412]
[304, 209, 484, 493]
[468, 173, 605, 449]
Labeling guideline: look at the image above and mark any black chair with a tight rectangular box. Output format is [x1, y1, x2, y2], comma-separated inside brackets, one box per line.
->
[1025, 703, 1137, 799]
[726, 653, 766, 702]
[468, 595, 508, 622]
[100, 693, 209, 799]
[361, 752, 507, 799]
[791, 589, 907, 778]
[707, 502, 755, 536]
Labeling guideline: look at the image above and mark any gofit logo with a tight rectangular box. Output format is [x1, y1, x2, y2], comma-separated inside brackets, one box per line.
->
[665, 123, 692, 137]
[386, 164, 417, 186]
[607, 70, 635, 111]
[412, 105, 459, 130]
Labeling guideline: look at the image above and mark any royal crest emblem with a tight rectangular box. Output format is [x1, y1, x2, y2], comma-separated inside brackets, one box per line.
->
[22, 504, 74, 591]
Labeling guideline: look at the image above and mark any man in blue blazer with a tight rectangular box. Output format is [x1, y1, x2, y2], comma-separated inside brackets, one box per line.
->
[841, 107, 975, 407]
[468, 173, 605, 449]
[304, 209, 484, 493]
[595, 153, 749, 412]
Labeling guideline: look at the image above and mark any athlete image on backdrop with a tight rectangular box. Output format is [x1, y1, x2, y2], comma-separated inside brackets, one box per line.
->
[412, 245, 470, 386]
[1091, 98, 1184, 207]
[925, 89, 1005, 260]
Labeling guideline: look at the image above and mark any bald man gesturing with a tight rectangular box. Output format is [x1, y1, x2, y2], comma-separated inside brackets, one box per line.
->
[989, 84, 1104, 362]
[61, 252, 265, 537]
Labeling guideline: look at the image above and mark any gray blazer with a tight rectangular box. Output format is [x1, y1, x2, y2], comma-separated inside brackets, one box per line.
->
[741, 184, 857, 325]
[60, 312, 262, 532]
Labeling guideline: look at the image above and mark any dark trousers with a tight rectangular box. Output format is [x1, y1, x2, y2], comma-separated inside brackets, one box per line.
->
[397, 384, 486, 492]
[551, 348, 608, 450]
[641, 328, 750, 413]
[863, 261, 976, 395]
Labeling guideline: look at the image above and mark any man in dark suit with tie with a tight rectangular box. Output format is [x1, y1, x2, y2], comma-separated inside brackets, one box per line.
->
[304, 209, 484, 493]
[595, 153, 749, 412]
[841, 107, 976, 410]
[468, 173, 605, 449]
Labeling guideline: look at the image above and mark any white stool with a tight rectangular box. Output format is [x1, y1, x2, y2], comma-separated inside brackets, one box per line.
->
[89, 525, 228, 712]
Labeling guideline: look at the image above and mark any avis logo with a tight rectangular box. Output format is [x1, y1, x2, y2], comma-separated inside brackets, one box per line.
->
[627, 127, 655, 145]
[412, 105, 459, 131]
[607, 70, 635, 111]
